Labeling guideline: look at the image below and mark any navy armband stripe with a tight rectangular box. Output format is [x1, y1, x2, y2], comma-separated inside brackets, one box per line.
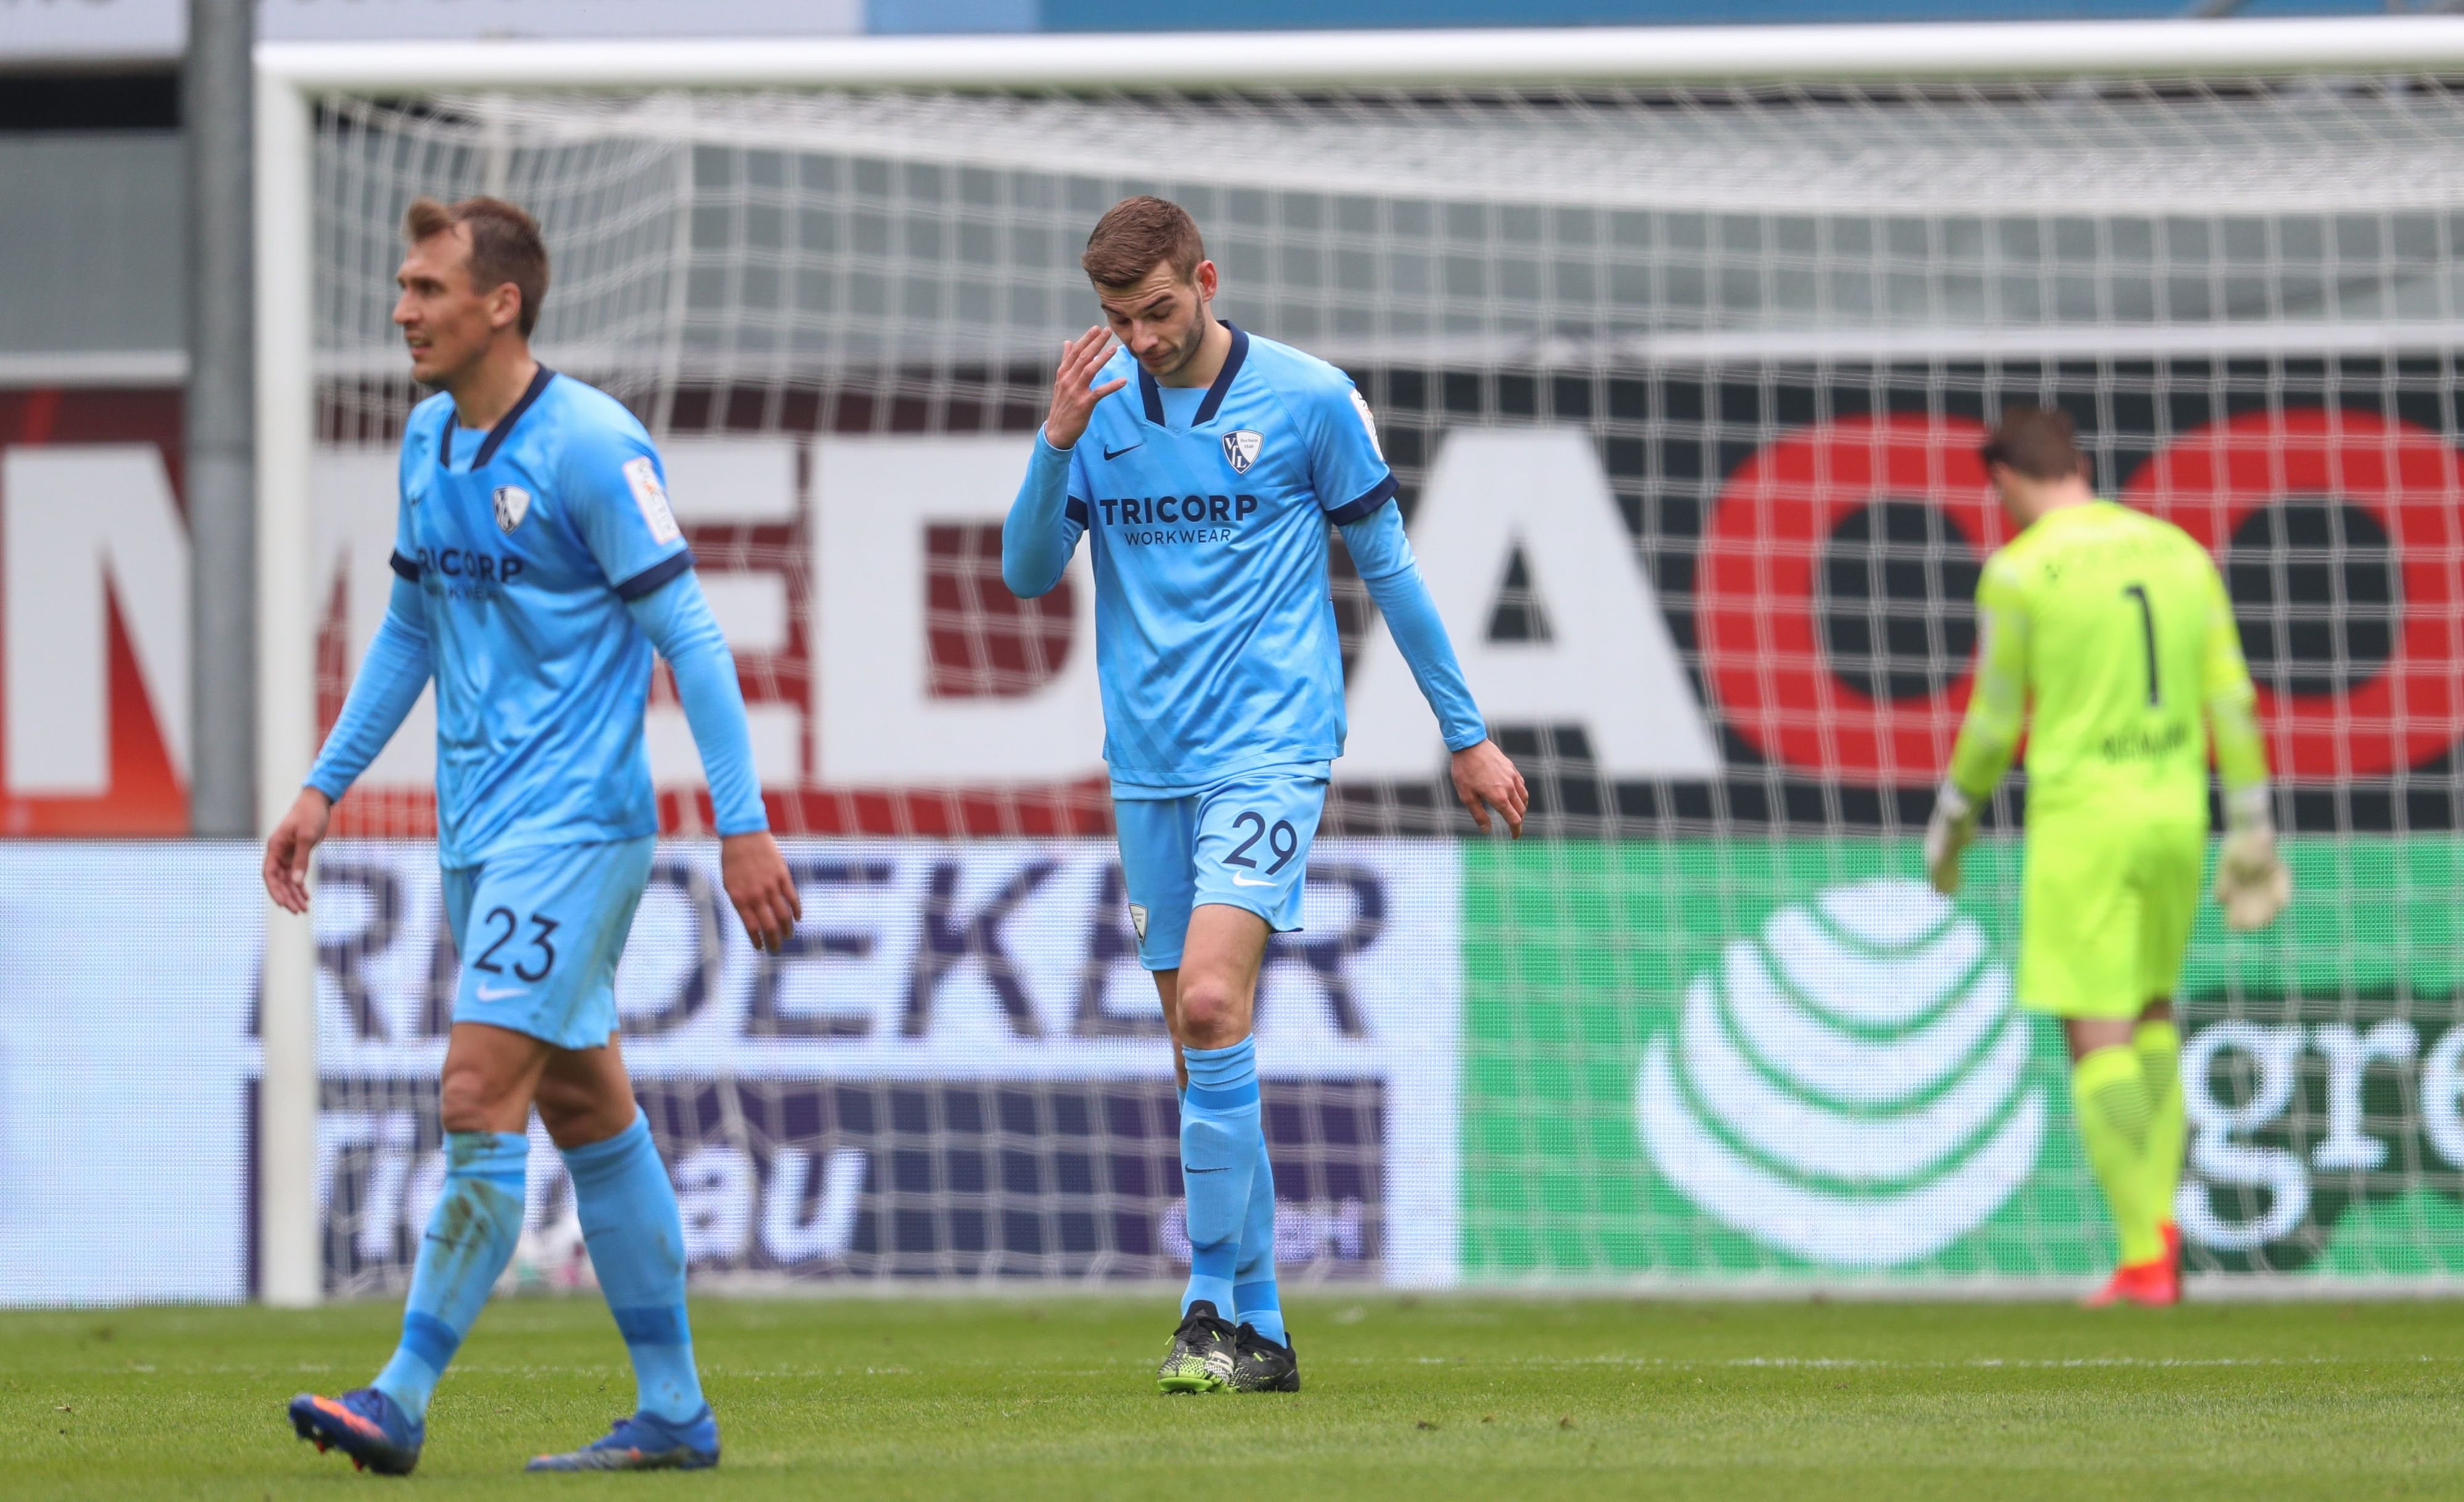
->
[1323, 472, 1398, 527]
[389, 549, 421, 581]
[612, 549, 696, 602]
[1065, 496, 1090, 528]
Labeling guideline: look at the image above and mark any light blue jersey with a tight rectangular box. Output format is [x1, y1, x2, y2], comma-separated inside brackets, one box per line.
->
[1018, 325, 1414, 797]
[309, 364, 766, 1046]
[379, 369, 694, 865]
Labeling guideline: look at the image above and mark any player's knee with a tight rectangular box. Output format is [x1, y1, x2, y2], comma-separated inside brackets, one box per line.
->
[1175, 974, 1249, 1049]
[437, 1062, 512, 1134]
[533, 1073, 628, 1149]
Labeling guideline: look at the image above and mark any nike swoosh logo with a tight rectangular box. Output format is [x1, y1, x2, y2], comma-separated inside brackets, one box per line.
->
[1103, 442, 1143, 461]
[475, 983, 526, 1001]
[1229, 871, 1276, 887]
[1183, 1166, 1228, 1174]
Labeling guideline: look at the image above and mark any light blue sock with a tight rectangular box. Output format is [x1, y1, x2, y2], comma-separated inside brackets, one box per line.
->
[562, 1110, 705, 1423]
[1179, 1037, 1260, 1320]
[1233, 1123, 1284, 1347]
[373, 1130, 527, 1422]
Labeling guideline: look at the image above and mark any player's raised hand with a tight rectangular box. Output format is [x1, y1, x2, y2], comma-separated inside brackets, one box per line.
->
[1452, 740, 1528, 838]
[1042, 326, 1129, 451]
[263, 787, 333, 915]
[721, 828, 803, 953]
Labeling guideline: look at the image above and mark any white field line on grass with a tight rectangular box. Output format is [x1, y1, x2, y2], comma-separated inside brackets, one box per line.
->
[1368, 1353, 2461, 1371]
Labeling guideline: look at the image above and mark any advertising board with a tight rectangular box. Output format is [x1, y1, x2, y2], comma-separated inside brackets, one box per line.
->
[1461, 836, 2464, 1283]
[321, 838, 1456, 1291]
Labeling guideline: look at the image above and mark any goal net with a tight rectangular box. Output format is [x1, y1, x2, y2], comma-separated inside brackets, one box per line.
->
[297, 60, 2464, 1295]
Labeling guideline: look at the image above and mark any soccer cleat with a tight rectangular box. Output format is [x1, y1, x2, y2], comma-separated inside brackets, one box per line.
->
[2161, 1220, 2182, 1270]
[1225, 1323, 1300, 1393]
[288, 1387, 424, 1477]
[524, 1407, 721, 1472]
[2083, 1256, 2181, 1309]
[1155, 1300, 1239, 1394]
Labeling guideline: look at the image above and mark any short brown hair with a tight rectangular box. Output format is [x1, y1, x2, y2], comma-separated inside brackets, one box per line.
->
[403, 195, 550, 336]
[1081, 195, 1205, 288]
[1980, 405, 2086, 482]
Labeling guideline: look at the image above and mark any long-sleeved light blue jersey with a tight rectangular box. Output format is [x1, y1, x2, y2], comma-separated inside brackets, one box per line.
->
[306, 368, 767, 865]
[1003, 324, 1485, 796]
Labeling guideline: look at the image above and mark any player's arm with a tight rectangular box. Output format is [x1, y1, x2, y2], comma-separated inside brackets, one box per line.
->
[1003, 326, 1122, 599]
[625, 573, 766, 838]
[265, 561, 433, 913]
[1338, 506, 1523, 835]
[2200, 557, 2290, 930]
[565, 429, 800, 951]
[1310, 378, 1525, 836]
[1926, 554, 2030, 895]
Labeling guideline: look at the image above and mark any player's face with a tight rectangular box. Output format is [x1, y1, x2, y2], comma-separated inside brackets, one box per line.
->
[392, 228, 514, 387]
[1095, 260, 1216, 380]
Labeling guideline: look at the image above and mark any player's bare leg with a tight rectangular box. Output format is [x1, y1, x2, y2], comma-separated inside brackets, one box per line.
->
[1152, 906, 1285, 1393]
[2067, 1009, 2181, 1309]
[1167, 903, 1268, 1050]
[439, 1020, 559, 1131]
[532, 1036, 641, 1148]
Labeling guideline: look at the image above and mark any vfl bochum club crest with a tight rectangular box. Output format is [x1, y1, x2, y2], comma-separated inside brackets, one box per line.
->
[493, 485, 532, 534]
[1222, 429, 1263, 474]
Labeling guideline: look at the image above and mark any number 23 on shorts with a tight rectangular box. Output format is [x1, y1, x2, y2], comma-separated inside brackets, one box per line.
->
[471, 906, 559, 983]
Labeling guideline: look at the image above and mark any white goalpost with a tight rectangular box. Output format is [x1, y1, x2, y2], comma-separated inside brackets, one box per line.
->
[254, 18, 2464, 1307]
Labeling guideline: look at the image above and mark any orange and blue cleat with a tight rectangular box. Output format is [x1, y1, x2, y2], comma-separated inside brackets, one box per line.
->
[287, 1387, 423, 1476]
[525, 1407, 720, 1472]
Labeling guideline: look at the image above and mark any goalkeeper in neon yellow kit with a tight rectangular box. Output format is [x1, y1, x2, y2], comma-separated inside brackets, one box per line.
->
[1926, 406, 2290, 1309]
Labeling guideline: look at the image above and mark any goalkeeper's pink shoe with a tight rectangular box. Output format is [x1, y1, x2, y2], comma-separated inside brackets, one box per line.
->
[2083, 1255, 2180, 1309]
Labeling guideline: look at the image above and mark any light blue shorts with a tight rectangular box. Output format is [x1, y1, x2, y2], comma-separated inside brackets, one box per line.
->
[1113, 770, 1328, 971]
[439, 835, 657, 1050]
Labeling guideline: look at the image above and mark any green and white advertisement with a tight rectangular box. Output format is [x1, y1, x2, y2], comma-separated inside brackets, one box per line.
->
[1461, 837, 2464, 1283]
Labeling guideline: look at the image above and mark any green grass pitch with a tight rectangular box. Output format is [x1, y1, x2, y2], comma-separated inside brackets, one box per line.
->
[7, 1294, 2464, 1500]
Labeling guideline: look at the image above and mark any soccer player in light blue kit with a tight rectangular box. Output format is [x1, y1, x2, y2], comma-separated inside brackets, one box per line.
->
[264, 196, 802, 1475]
[1005, 198, 1528, 1394]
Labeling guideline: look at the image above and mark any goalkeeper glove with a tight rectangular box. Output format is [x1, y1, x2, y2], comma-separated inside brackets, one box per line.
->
[1923, 783, 1979, 898]
[2214, 784, 2291, 932]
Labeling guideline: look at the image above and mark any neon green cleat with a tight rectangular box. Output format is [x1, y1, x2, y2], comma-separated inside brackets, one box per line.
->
[1155, 1301, 1238, 1394]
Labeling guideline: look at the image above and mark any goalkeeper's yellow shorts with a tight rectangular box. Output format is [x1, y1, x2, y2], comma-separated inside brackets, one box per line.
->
[2017, 810, 2205, 1019]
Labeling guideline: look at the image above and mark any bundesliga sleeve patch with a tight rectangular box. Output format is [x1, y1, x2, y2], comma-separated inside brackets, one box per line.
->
[623, 455, 684, 545]
[1348, 388, 1384, 459]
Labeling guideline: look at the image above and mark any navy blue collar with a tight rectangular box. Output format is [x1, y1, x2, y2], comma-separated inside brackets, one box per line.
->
[439, 365, 556, 470]
[1136, 322, 1248, 430]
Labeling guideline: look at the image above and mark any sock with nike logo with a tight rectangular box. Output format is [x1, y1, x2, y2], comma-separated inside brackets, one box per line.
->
[1233, 1121, 1284, 1347]
[1178, 1036, 1260, 1322]
[373, 1129, 528, 1421]
[562, 1109, 707, 1423]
